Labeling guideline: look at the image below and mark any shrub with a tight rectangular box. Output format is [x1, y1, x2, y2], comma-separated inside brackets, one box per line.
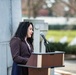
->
[65, 45, 76, 54]
[46, 42, 76, 55]
[48, 24, 76, 30]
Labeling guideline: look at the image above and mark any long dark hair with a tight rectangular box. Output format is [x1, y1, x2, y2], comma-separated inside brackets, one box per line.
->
[14, 22, 34, 45]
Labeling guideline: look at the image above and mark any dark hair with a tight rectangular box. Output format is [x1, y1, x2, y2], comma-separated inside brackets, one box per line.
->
[14, 22, 34, 44]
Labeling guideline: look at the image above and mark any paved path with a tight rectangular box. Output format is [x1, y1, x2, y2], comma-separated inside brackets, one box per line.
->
[55, 60, 76, 75]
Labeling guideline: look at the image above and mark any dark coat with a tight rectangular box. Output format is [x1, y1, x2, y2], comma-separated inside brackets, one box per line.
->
[10, 37, 33, 75]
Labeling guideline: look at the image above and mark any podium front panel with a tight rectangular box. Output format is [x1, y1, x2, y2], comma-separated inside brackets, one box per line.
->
[53, 54, 63, 66]
[28, 68, 51, 75]
[42, 54, 64, 67]
[26, 52, 64, 68]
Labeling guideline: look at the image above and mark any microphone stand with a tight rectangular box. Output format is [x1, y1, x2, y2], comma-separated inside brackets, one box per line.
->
[40, 34, 50, 52]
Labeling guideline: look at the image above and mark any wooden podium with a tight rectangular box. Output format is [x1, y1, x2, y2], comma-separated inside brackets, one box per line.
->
[19, 51, 64, 75]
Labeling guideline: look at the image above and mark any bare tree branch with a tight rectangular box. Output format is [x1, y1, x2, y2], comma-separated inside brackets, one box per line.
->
[60, 0, 76, 12]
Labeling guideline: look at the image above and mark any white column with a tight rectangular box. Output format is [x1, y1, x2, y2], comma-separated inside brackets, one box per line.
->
[7, 0, 22, 75]
[34, 25, 40, 53]
[11, 0, 22, 36]
[0, 43, 7, 75]
[0, 0, 11, 75]
[41, 40, 46, 53]
[0, 0, 22, 75]
[0, 0, 11, 42]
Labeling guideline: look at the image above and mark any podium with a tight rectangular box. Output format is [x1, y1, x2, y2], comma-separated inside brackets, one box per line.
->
[19, 51, 64, 75]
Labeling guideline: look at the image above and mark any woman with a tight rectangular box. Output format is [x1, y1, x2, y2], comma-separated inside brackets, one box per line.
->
[10, 22, 34, 75]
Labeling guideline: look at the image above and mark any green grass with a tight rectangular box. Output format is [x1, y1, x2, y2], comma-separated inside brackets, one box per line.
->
[46, 30, 76, 43]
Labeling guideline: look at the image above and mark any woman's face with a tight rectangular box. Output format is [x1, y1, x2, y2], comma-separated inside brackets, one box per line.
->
[27, 24, 33, 38]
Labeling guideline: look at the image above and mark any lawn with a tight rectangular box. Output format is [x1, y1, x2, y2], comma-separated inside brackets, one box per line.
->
[46, 30, 76, 43]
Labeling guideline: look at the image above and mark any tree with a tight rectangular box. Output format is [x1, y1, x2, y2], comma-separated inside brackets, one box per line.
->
[22, 0, 76, 17]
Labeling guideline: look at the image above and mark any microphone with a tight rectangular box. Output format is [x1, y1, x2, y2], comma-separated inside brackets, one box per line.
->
[40, 32, 48, 44]
[40, 32, 50, 52]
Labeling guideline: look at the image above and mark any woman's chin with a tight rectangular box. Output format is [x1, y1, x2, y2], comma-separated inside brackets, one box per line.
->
[28, 36, 31, 38]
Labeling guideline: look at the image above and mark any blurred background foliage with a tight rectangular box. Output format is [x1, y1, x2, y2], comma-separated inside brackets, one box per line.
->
[21, 0, 76, 18]
[21, 0, 76, 55]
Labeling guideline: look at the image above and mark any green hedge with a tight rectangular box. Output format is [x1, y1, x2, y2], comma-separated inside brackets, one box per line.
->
[65, 45, 76, 54]
[46, 42, 76, 54]
[48, 24, 76, 30]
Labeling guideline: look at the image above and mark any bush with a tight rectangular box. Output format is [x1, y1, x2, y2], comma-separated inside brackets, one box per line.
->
[65, 45, 76, 54]
[48, 24, 76, 30]
[46, 42, 68, 52]
[46, 42, 76, 54]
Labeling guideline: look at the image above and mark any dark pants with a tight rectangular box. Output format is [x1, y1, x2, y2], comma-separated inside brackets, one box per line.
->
[11, 62, 28, 75]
